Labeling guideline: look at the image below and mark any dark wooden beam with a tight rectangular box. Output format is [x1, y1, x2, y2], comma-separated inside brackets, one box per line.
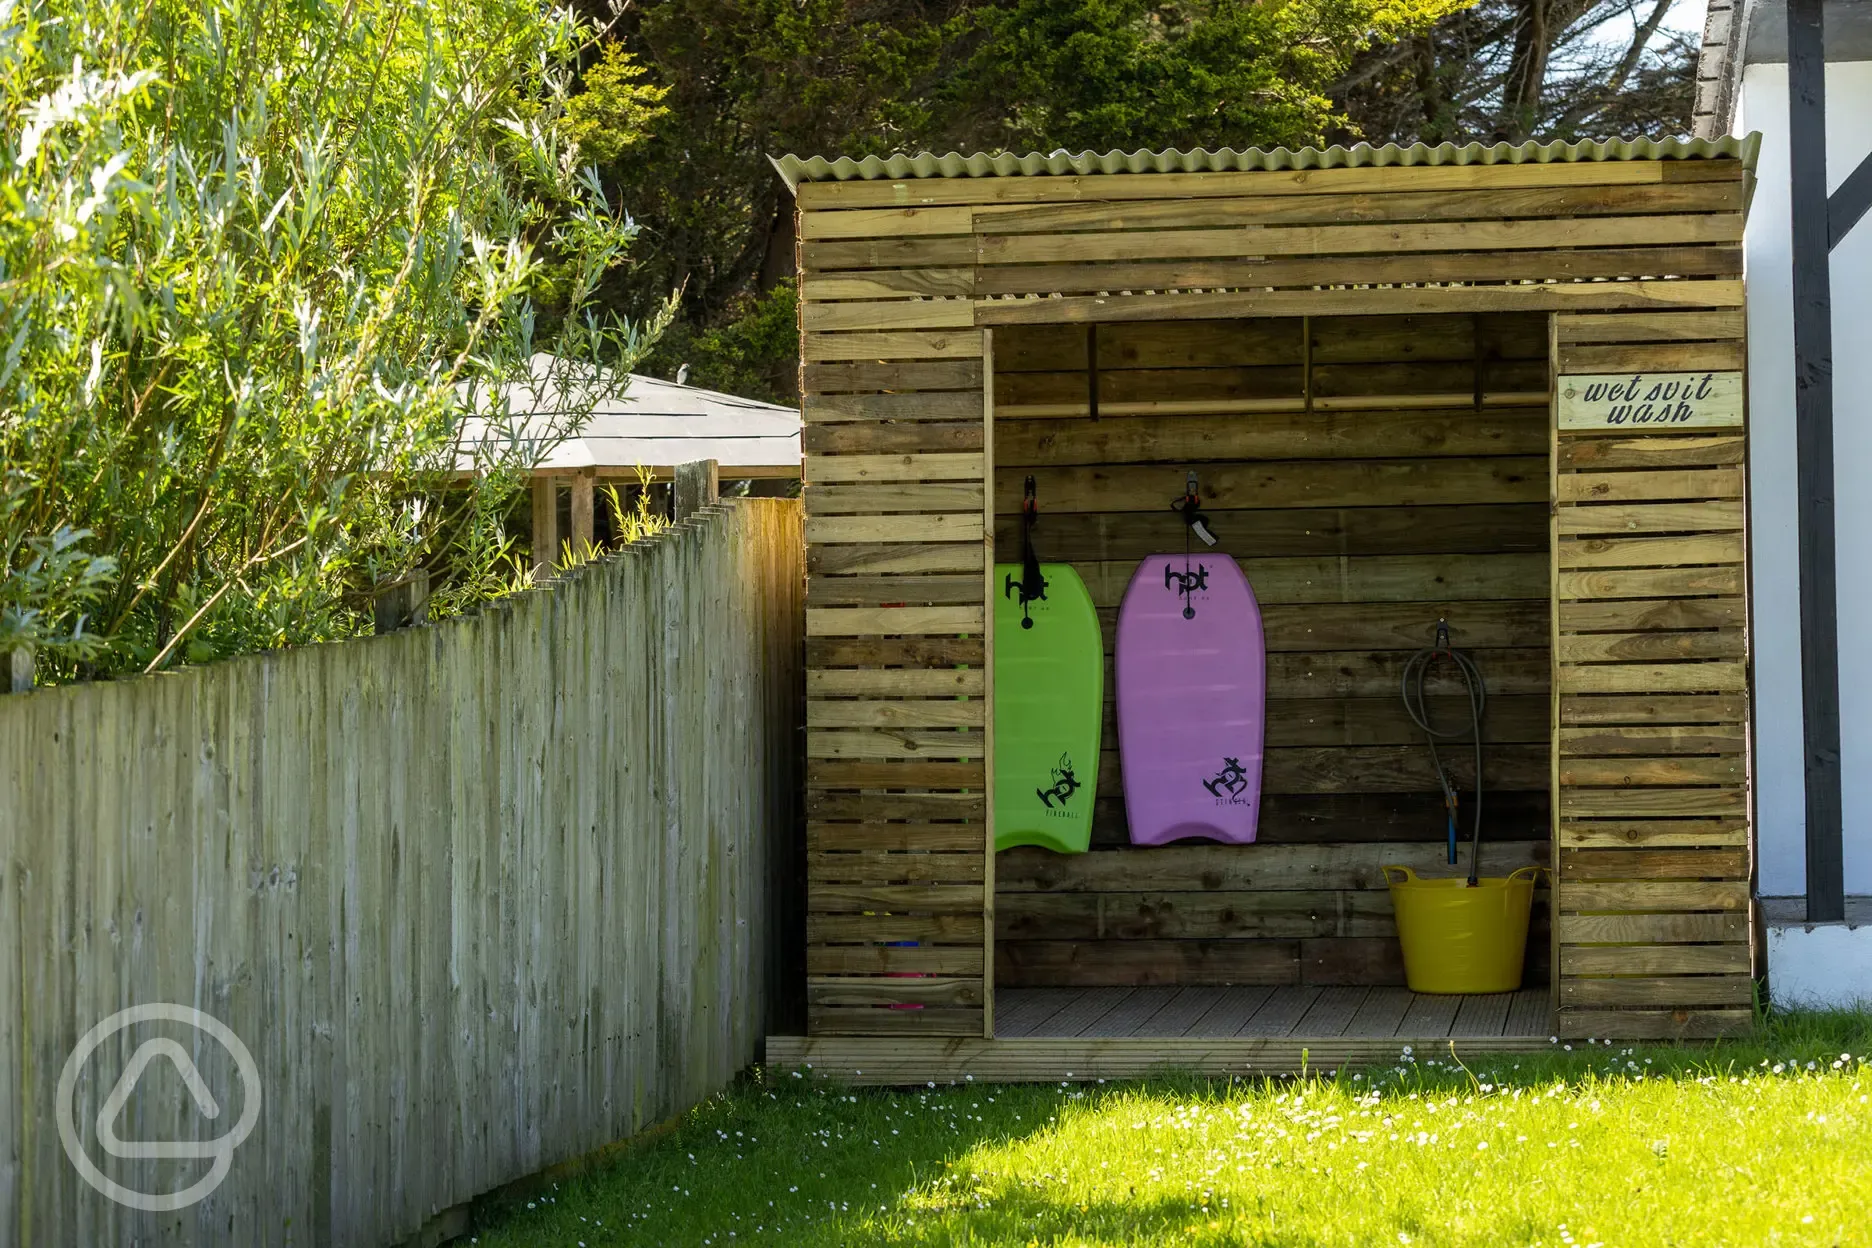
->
[1829, 148, 1872, 250]
[1788, 0, 1846, 923]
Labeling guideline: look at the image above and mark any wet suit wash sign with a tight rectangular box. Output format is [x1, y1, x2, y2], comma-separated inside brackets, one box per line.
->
[1558, 371, 1743, 430]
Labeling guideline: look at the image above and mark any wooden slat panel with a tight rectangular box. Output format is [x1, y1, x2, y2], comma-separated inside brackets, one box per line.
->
[1558, 341, 1746, 372]
[806, 483, 984, 514]
[808, 913, 986, 943]
[809, 850, 985, 884]
[806, 391, 985, 422]
[806, 574, 984, 606]
[808, 883, 985, 913]
[808, 823, 984, 852]
[806, 513, 985, 544]
[996, 408, 1547, 466]
[1556, 911, 1747, 942]
[1554, 631, 1745, 663]
[957, 246, 1741, 299]
[808, 728, 985, 760]
[807, 452, 985, 483]
[807, 790, 984, 820]
[803, 298, 977, 332]
[971, 282, 1746, 325]
[994, 458, 1547, 513]
[1558, 818, 1747, 848]
[808, 700, 984, 729]
[1556, 532, 1746, 568]
[1557, 467, 1744, 503]
[1559, 434, 1745, 470]
[1555, 1008, 1751, 1039]
[806, 760, 984, 789]
[1559, 847, 1747, 878]
[1557, 724, 1745, 754]
[1556, 499, 1745, 533]
[802, 359, 982, 392]
[1560, 880, 1749, 911]
[807, 1006, 986, 1036]
[806, 636, 985, 667]
[997, 840, 1546, 892]
[805, 421, 985, 456]
[999, 889, 1399, 940]
[802, 329, 984, 362]
[1553, 598, 1745, 633]
[808, 945, 986, 974]
[1558, 786, 1747, 817]
[1555, 662, 1746, 694]
[1559, 976, 1753, 1007]
[806, 605, 984, 635]
[808, 668, 985, 696]
[810, 542, 985, 575]
[807, 215, 1740, 272]
[1557, 566, 1744, 600]
[1558, 944, 1750, 975]
[1554, 310, 1745, 342]
[1559, 756, 1744, 786]
[967, 182, 1743, 233]
[806, 977, 986, 1007]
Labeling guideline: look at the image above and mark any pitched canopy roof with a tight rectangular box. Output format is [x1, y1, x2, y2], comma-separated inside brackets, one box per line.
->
[459, 356, 800, 480]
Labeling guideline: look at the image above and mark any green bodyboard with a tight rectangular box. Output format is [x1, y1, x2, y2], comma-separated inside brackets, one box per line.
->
[994, 563, 1103, 854]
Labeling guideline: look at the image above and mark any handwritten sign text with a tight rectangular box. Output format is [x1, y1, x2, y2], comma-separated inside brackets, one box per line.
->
[1558, 371, 1743, 431]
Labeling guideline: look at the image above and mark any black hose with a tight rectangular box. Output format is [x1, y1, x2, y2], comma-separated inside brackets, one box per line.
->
[1401, 620, 1487, 886]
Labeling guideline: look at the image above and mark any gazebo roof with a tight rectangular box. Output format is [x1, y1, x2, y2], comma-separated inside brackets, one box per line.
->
[461, 358, 800, 480]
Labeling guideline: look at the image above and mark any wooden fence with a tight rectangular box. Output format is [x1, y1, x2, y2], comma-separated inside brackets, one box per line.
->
[0, 500, 804, 1247]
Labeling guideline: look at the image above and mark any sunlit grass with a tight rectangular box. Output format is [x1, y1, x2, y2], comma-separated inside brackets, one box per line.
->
[471, 1012, 1872, 1247]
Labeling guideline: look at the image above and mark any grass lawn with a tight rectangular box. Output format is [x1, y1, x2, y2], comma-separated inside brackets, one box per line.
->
[470, 1013, 1872, 1247]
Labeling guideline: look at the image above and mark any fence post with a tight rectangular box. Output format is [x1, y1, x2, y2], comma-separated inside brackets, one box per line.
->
[8, 643, 32, 693]
[373, 570, 431, 634]
[531, 475, 559, 576]
[674, 459, 720, 522]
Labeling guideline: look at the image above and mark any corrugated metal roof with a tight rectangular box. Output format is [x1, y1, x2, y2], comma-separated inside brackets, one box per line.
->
[772, 135, 1760, 188]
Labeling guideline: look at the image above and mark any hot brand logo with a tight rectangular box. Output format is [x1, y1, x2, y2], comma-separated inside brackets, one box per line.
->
[1037, 752, 1081, 810]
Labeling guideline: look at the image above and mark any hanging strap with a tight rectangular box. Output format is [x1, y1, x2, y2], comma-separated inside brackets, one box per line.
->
[1003, 475, 1048, 629]
[1165, 471, 1218, 620]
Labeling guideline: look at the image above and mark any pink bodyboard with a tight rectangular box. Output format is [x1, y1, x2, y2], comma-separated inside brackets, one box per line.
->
[1116, 554, 1266, 845]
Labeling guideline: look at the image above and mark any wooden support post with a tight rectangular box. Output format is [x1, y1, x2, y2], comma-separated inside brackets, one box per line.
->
[570, 470, 595, 556]
[8, 644, 32, 694]
[674, 459, 720, 522]
[531, 476, 559, 577]
[1788, 0, 1846, 923]
[372, 570, 431, 635]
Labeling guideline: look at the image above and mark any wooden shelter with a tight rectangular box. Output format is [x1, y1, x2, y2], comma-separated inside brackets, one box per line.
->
[767, 137, 1760, 1083]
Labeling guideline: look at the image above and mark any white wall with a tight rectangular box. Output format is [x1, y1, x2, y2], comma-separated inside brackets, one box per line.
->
[1738, 60, 1872, 896]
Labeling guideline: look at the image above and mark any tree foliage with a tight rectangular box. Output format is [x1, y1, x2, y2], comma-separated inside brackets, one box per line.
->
[1334, 0, 1697, 144]
[589, 0, 1469, 386]
[0, 0, 665, 680]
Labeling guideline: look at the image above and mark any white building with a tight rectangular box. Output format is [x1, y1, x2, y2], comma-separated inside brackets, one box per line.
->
[1698, 0, 1872, 1005]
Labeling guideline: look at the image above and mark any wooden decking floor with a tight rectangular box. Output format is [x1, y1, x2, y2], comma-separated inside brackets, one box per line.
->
[996, 985, 1551, 1040]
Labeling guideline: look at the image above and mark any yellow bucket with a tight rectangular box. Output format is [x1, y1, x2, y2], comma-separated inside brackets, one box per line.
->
[1382, 865, 1543, 994]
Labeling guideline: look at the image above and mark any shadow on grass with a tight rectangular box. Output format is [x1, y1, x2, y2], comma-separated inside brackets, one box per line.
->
[467, 1009, 1872, 1247]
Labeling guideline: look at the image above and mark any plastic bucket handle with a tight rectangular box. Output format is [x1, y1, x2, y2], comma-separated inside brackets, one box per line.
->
[1506, 865, 1548, 885]
[1381, 865, 1418, 886]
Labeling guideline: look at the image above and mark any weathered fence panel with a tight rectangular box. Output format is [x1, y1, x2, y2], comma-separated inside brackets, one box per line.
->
[0, 500, 804, 1247]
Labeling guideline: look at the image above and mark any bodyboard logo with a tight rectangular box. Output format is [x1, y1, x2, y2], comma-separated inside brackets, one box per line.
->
[1203, 757, 1253, 805]
[1037, 752, 1081, 811]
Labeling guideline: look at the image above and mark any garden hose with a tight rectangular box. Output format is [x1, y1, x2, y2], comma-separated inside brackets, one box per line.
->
[1400, 618, 1487, 886]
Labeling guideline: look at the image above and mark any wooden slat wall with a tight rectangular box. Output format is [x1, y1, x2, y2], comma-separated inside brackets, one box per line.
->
[1551, 310, 1753, 1040]
[991, 314, 1552, 987]
[803, 342, 993, 1036]
[796, 153, 1750, 1038]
